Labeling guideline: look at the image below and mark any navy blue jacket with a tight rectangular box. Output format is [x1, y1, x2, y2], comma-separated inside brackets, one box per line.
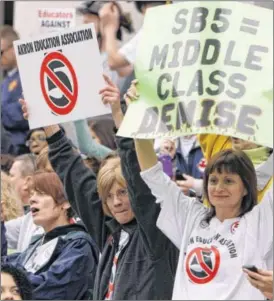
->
[176, 143, 204, 179]
[1, 70, 29, 154]
[3, 224, 99, 300]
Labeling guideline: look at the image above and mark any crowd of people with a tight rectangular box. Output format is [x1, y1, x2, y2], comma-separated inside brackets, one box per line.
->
[1, 1, 273, 300]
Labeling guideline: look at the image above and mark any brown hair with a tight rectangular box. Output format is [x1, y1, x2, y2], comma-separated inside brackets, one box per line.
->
[97, 156, 126, 216]
[203, 149, 257, 223]
[1, 172, 23, 221]
[32, 172, 73, 218]
[88, 116, 117, 150]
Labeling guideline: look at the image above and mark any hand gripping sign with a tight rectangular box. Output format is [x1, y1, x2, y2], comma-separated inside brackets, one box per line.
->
[118, 1, 273, 148]
[14, 24, 110, 129]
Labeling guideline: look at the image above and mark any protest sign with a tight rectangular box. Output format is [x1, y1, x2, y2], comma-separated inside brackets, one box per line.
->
[118, 1, 273, 148]
[14, 24, 110, 129]
[37, 8, 76, 33]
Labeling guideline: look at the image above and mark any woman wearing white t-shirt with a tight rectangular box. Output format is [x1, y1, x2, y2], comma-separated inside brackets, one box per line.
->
[134, 139, 273, 300]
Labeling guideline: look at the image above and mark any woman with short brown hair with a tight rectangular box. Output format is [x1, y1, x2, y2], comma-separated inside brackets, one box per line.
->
[3, 171, 99, 300]
[135, 139, 273, 300]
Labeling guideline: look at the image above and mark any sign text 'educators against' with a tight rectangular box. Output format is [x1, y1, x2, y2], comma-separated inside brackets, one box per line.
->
[37, 8, 76, 34]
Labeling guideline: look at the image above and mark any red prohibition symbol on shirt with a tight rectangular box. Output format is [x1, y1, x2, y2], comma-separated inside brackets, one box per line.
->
[186, 246, 220, 284]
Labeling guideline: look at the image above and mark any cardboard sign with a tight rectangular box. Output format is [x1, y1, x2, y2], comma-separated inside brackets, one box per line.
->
[14, 24, 110, 129]
[118, 1, 273, 148]
[37, 8, 76, 33]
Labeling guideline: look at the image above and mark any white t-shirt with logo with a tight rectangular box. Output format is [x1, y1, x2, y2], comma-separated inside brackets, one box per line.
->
[141, 162, 273, 300]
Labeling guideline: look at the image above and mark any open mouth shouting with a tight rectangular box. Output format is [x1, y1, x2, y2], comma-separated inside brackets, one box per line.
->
[30, 207, 40, 216]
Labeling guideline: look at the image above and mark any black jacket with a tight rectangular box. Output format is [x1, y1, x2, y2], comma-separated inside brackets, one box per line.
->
[47, 130, 179, 300]
[4, 224, 99, 300]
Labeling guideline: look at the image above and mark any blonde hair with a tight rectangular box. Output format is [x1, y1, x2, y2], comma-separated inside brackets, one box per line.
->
[97, 156, 126, 216]
[1, 172, 23, 221]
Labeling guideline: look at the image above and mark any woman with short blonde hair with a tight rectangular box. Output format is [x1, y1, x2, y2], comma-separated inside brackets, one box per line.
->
[97, 156, 126, 217]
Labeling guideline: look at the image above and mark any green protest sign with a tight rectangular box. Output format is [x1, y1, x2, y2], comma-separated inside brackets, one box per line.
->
[118, 1, 273, 148]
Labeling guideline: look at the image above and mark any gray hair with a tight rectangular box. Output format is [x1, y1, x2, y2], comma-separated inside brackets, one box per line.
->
[13, 154, 37, 177]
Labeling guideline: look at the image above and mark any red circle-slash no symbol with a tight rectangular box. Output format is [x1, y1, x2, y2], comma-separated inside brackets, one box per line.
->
[186, 246, 220, 284]
[40, 51, 78, 115]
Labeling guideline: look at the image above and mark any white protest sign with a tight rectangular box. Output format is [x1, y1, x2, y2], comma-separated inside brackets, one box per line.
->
[14, 24, 110, 129]
[37, 8, 76, 34]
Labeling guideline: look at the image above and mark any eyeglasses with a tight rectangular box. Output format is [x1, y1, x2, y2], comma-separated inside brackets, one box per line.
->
[1, 45, 13, 56]
[26, 135, 47, 147]
[106, 189, 128, 203]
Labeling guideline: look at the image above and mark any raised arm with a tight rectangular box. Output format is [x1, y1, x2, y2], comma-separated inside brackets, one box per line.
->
[117, 136, 179, 258]
[19, 99, 108, 251]
[99, 4, 132, 73]
[134, 139, 158, 171]
[74, 119, 112, 161]
[47, 130, 107, 251]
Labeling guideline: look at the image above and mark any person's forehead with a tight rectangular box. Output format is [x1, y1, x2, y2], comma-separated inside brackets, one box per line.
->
[209, 170, 238, 177]
[31, 130, 45, 137]
[1, 272, 17, 286]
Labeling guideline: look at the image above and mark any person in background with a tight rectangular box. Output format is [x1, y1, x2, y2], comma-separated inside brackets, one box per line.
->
[0, 25, 29, 155]
[74, 1, 133, 160]
[77, 0, 133, 83]
[87, 116, 117, 150]
[9, 155, 36, 214]
[1, 171, 23, 222]
[3, 171, 99, 300]
[25, 128, 48, 156]
[1, 264, 33, 300]
[5, 154, 43, 252]
[36, 147, 54, 172]
[175, 135, 205, 197]
[156, 136, 205, 197]
[100, 1, 168, 75]
[74, 119, 113, 162]
[73, 70, 135, 163]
